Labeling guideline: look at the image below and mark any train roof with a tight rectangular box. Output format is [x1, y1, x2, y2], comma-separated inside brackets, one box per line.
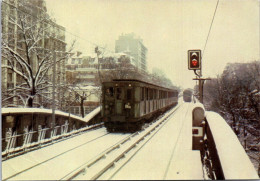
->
[183, 89, 193, 93]
[104, 79, 178, 91]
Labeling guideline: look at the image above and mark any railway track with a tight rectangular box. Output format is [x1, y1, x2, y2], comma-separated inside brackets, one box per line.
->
[3, 126, 112, 181]
[2, 123, 104, 161]
[62, 104, 181, 180]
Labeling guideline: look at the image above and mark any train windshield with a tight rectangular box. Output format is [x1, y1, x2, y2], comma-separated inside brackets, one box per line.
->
[105, 87, 114, 97]
[126, 89, 132, 100]
[116, 88, 123, 100]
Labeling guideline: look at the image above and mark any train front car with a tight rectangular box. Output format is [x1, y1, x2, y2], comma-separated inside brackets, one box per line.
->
[102, 80, 138, 132]
[183, 89, 193, 102]
[101, 79, 179, 132]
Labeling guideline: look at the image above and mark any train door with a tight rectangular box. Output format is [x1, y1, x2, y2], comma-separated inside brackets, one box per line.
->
[141, 87, 145, 116]
[115, 87, 123, 115]
[125, 87, 133, 118]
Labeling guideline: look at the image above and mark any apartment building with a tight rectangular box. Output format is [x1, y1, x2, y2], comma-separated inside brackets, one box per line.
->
[1, 0, 66, 108]
[115, 33, 147, 72]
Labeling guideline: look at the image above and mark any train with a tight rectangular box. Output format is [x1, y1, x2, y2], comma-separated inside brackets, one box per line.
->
[101, 79, 179, 132]
[183, 89, 193, 102]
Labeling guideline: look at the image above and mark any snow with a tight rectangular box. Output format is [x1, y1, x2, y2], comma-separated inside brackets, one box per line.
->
[111, 102, 204, 180]
[2, 128, 131, 180]
[2, 107, 101, 124]
[206, 111, 259, 179]
[83, 106, 101, 122]
[74, 85, 99, 90]
[2, 102, 205, 180]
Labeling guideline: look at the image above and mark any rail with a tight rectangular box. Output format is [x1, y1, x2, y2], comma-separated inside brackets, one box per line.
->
[61, 105, 181, 180]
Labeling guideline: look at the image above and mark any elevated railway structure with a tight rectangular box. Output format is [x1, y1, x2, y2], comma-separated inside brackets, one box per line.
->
[1, 99, 259, 180]
[2, 107, 101, 159]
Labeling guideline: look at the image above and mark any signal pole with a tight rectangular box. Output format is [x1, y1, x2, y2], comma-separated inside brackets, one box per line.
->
[193, 77, 211, 103]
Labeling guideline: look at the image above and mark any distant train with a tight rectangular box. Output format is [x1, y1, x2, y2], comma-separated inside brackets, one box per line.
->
[183, 89, 193, 102]
[101, 79, 179, 132]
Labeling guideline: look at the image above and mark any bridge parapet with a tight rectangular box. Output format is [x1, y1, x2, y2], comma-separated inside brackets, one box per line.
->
[204, 111, 259, 179]
[1, 107, 101, 159]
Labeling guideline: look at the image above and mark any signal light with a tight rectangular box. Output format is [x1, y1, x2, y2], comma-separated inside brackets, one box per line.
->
[188, 50, 201, 70]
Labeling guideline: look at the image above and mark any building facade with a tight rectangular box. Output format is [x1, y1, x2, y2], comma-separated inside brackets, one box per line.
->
[115, 33, 147, 72]
[1, 0, 67, 108]
[65, 52, 135, 86]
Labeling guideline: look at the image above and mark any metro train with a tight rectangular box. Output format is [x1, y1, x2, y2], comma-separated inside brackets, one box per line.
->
[101, 79, 179, 132]
[183, 89, 193, 102]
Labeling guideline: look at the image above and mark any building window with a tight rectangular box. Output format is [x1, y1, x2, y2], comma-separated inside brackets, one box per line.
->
[8, 73, 13, 82]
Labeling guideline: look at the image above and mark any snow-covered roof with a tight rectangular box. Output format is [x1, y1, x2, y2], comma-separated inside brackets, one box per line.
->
[73, 85, 99, 90]
[83, 106, 101, 122]
[206, 111, 259, 179]
[76, 67, 97, 72]
[2, 107, 100, 124]
[2, 107, 83, 120]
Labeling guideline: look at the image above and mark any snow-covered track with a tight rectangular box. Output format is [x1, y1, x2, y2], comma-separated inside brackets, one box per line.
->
[2, 128, 110, 181]
[2, 123, 104, 160]
[63, 105, 181, 180]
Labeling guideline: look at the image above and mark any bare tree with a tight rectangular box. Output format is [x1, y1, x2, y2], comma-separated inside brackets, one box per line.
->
[1, 0, 74, 108]
[203, 61, 260, 175]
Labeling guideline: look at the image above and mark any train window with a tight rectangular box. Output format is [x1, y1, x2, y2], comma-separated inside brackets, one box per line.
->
[127, 89, 132, 100]
[106, 87, 114, 97]
[116, 88, 123, 100]
[146, 88, 149, 100]
[141, 87, 144, 101]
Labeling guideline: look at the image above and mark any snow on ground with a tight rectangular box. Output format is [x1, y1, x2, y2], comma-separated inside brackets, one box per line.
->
[111, 102, 204, 180]
[2, 128, 130, 180]
[206, 111, 259, 179]
[3, 99, 207, 180]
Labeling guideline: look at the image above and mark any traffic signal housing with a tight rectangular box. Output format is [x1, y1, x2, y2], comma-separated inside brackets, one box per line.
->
[188, 50, 201, 70]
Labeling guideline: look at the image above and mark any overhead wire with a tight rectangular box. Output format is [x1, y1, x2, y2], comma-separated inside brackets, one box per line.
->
[202, 0, 220, 59]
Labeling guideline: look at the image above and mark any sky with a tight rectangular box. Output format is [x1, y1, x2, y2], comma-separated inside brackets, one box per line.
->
[45, 0, 259, 89]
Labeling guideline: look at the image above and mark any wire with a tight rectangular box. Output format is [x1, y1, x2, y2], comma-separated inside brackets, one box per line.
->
[2, 0, 115, 54]
[202, 0, 220, 59]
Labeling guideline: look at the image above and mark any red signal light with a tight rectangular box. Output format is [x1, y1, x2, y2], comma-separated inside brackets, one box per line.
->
[188, 50, 201, 70]
[192, 59, 198, 66]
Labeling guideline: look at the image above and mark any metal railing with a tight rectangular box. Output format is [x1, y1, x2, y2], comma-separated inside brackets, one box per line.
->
[2, 123, 103, 159]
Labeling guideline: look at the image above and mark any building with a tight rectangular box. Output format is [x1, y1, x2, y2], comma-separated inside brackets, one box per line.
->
[115, 33, 147, 72]
[1, 0, 67, 108]
[65, 52, 135, 86]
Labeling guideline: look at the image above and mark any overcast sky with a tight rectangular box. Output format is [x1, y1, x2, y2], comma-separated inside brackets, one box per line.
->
[45, 0, 259, 89]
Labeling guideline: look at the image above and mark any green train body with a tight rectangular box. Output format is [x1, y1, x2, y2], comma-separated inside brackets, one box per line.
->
[101, 79, 178, 132]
